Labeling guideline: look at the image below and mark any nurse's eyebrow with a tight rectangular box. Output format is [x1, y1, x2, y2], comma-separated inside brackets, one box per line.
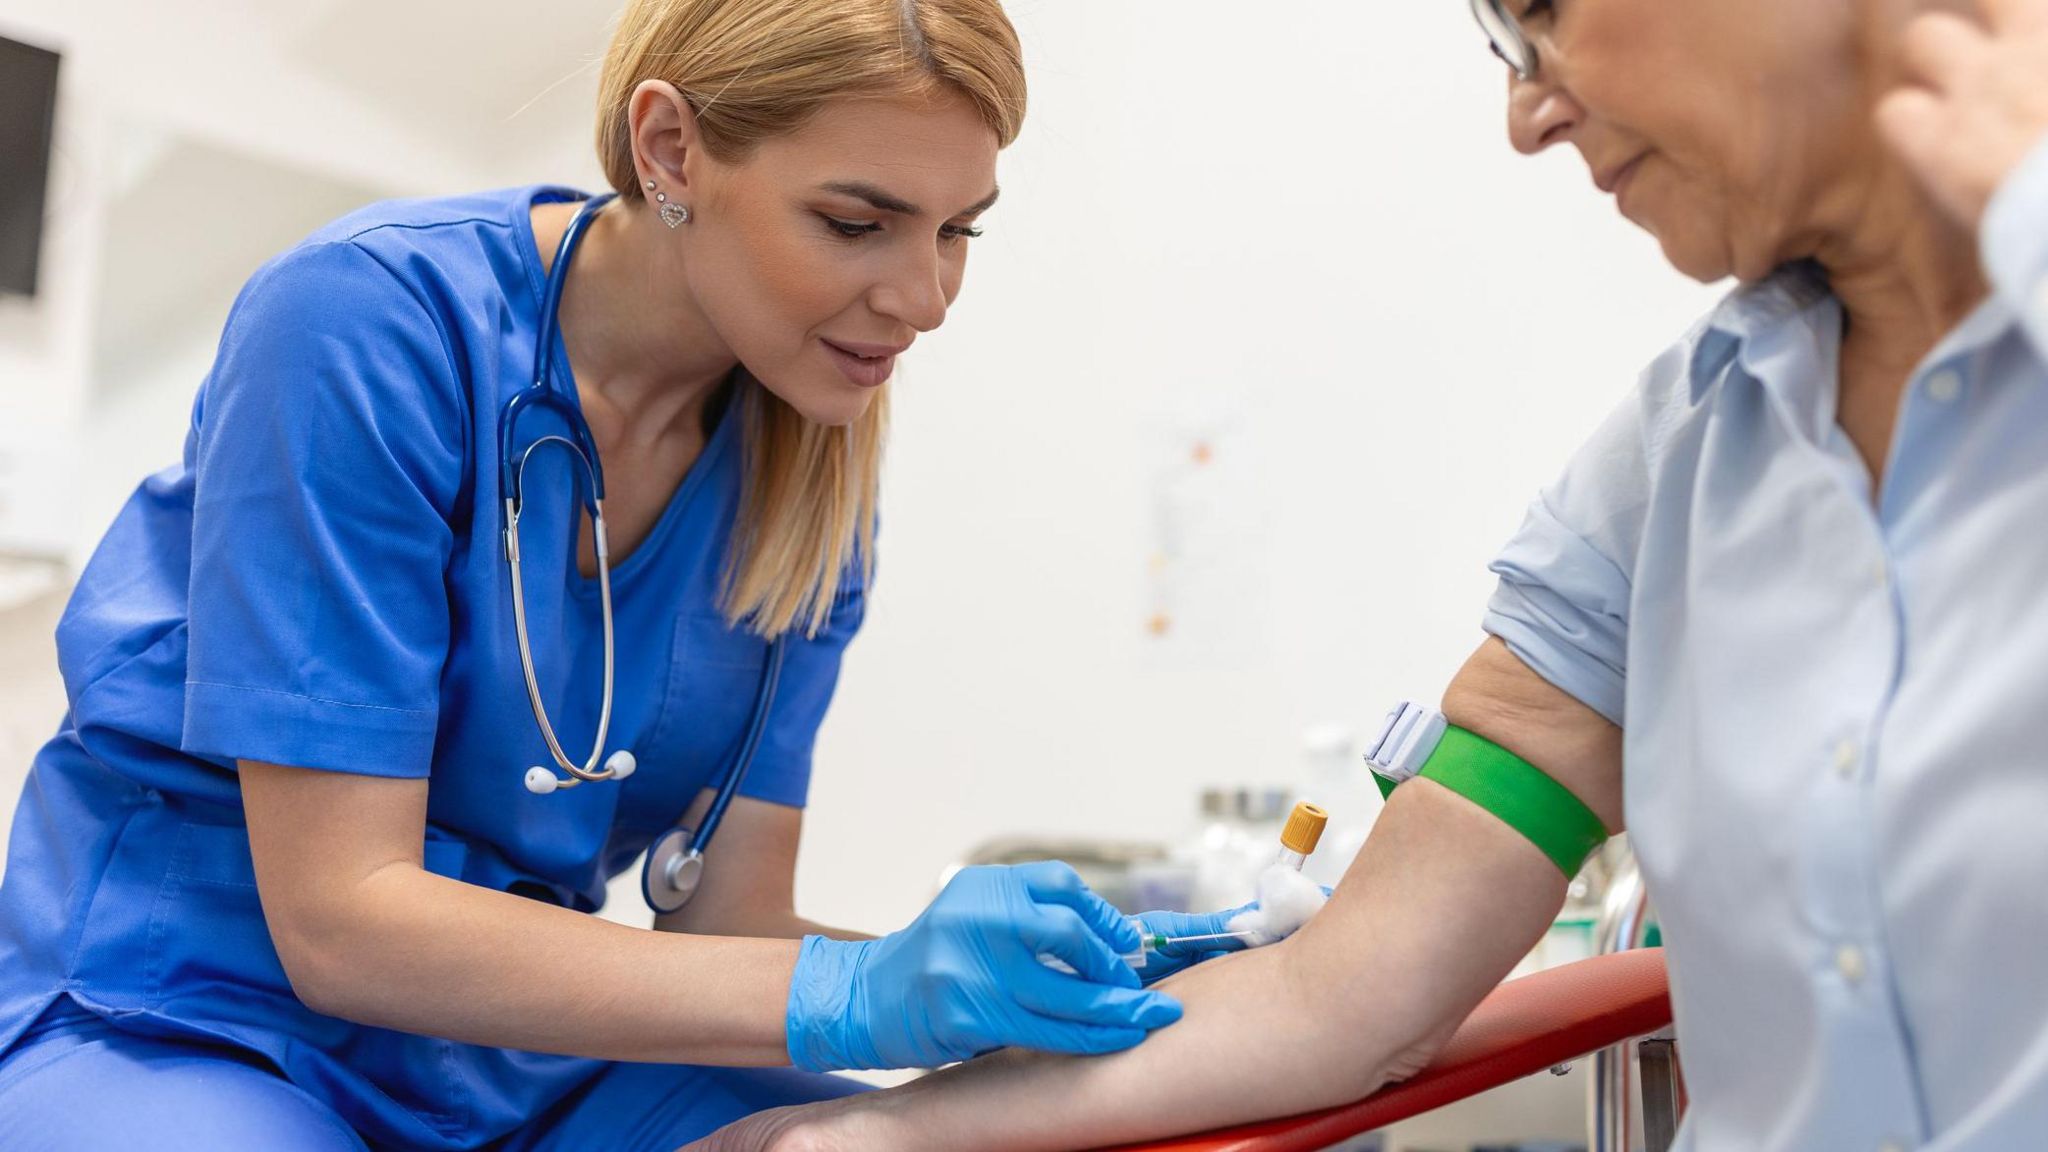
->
[820, 181, 1002, 219]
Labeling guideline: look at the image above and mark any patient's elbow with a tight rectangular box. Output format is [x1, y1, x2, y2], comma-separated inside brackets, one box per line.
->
[1368, 1015, 1461, 1090]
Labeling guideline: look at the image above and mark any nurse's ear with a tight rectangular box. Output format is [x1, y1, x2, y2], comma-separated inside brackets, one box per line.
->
[627, 79, 710, 215]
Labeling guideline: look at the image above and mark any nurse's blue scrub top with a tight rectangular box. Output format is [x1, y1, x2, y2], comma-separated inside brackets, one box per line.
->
[0, 186, 867, 1148]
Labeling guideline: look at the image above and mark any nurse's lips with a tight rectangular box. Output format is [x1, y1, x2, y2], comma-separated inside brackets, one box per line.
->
[821, 338, 906, 389]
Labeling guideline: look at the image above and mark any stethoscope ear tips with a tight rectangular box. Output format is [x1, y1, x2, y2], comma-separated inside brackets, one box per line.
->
[522, 750, 635, 796]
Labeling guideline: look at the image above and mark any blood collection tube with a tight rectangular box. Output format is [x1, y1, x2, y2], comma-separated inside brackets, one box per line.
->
[1275, 801, 1328, 871]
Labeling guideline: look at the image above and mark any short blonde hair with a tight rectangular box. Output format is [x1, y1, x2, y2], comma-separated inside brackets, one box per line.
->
[595, 0, 1026, 638]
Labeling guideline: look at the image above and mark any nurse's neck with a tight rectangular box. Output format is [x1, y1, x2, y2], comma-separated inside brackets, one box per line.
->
[530, 197, 737, 441]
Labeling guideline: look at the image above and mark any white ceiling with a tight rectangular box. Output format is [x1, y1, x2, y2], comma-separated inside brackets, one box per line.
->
[89, 128, 388, 397]
[287, 0, 618, 176]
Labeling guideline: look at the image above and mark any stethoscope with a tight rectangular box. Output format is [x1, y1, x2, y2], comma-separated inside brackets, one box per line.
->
[501, 191, 786, 914]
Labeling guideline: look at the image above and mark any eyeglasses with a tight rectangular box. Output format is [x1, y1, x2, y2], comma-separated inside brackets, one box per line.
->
[1470, 0, 1539, 81]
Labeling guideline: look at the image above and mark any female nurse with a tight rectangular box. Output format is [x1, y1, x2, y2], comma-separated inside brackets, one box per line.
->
[674, 1, 2048, 1150]
[0, 0, 1222, 1147]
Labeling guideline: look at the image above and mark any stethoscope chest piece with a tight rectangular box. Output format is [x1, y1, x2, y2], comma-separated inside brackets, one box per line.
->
[643, 826, 705, 914]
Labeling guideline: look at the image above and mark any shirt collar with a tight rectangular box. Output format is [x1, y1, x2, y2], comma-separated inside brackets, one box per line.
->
[1687, 262, 1843, 440]
[1689, 260, 2026, 411]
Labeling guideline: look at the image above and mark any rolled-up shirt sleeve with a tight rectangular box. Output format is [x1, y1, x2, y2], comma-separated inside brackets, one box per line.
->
[1482, 392, 1650, 727]
[1983, 130, 2048, 363]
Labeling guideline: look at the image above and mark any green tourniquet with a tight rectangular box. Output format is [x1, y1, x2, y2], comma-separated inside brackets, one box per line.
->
[1419, 726, 1610, 878]
[1372, 724, 1610, 877]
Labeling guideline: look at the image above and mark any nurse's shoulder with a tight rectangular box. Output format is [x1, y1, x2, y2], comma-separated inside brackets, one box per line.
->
[202, 187, 579, 441]
[229, 184, 566, 339]
[189, 194, 523, 546]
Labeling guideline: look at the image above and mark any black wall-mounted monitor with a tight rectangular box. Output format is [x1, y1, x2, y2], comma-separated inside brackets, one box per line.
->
[0, 34, 61, 298]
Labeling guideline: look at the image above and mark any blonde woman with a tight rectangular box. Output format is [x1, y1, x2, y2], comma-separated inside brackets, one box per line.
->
[0, 1, 1201, 1147]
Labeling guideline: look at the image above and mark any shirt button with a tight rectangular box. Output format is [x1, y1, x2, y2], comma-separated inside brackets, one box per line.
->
[1837, 944, 1867, 985]
[1879, 1142, 1906, 1152]
[1833, 739, 1859, 778]
[1925, 369, 1962, 403]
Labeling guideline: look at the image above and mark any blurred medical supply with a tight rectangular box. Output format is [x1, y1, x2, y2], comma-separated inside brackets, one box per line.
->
[1298, 723, 1382, 889]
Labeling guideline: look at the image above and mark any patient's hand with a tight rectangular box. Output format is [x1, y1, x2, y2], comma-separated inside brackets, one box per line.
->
[676, 1106, 788, 1152]
[677, 1096, 870, 1152]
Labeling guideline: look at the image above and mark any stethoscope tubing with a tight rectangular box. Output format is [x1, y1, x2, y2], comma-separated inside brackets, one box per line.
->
[501, 190, 786, 911]
[503, 194, 623, 788]
[696, 639, 786, 856]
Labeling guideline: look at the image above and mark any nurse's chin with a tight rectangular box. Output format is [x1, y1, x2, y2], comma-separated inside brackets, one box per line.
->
[764, 377, 884, 429]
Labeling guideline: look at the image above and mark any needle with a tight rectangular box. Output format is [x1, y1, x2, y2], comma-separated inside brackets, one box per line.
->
[1141, 930, 1258, 950]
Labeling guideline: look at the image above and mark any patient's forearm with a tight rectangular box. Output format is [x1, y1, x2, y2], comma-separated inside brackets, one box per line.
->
[790, 779, 1570, 1151]
[721, 639, 1620, 1152]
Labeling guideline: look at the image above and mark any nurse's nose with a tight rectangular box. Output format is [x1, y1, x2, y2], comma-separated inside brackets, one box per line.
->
[871, 247, 951, 335]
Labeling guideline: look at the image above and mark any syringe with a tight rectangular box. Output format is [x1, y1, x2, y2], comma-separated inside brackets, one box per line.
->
[1134, 929, 1258, 952]
[1121, 927, 1259, 969]
[1044, 925, 1261, 976]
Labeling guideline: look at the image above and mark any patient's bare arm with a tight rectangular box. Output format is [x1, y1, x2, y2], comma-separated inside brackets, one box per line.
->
[684, 637, 1624, 1152]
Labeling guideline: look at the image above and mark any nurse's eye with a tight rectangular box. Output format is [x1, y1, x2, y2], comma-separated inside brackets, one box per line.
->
[939, 223, 985, 243]
[820, 215, 883, 240]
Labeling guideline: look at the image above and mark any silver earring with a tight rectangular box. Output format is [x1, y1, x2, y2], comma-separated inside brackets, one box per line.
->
[644, 179, 656, 191]
[659, 199, 690, 229]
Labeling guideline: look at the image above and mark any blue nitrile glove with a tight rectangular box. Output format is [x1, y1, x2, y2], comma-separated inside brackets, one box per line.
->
[1133, 886, 1337, 986]
[1130, 904, 1256, 986]
[784, 862, 1185, 1072]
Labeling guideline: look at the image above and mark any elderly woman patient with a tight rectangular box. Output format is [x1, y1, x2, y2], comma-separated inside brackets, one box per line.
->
[684, 0, 2048, 1149]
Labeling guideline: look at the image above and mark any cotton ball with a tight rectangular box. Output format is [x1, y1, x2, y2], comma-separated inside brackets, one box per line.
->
[1225, 864, 1330, 947]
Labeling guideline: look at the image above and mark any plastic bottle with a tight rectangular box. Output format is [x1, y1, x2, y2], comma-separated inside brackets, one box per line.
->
[1180, 788, 1241, 912]
[1297, 723, 1379, 890]
[1229, 787, 1293, 902]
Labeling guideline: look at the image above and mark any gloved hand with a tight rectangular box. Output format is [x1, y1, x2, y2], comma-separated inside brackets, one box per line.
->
[1132, 884, 1338, 986]
[784, 862, 1184, 1072]
[1129, 904, 1256, 986]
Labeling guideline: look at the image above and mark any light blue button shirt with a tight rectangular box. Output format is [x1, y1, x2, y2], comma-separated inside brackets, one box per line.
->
[1482, 135, 2048, 1152]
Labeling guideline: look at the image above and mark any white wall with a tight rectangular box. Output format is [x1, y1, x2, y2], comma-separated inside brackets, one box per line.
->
[0, 1, 1721, 935]
[796, 0, 1719, 931]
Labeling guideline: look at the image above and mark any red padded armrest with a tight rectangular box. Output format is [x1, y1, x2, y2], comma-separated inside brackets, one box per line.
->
[1098, 947, 1671, 1152]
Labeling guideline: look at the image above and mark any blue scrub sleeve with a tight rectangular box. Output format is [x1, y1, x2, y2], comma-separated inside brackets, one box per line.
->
[1481, 394, 1648, 728]
[1982, 131, 2048, 364]
[181, 241, 466, 778]
[733, 563, 870, 809]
